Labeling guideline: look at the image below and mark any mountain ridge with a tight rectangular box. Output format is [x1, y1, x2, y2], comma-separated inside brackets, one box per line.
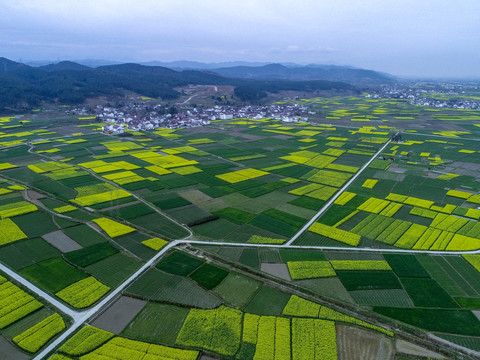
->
[0, 57, 368, 112]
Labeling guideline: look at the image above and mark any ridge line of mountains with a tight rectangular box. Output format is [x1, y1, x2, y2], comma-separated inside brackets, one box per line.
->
[0, 57, 395, 112]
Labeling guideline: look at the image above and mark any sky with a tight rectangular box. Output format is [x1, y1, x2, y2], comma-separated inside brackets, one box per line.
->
[1, 0, 479, 78]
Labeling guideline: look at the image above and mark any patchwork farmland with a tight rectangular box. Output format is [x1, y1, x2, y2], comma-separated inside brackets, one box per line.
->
[3, 94, 480, 360]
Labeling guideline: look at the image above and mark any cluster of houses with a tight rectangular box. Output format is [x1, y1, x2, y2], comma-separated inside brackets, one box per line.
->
[368, 83, 480, 110]
[95, 102, 310, 134]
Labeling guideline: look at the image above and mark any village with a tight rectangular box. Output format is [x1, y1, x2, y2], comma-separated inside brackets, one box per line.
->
[94, 102, 311, 134]
[368, 82, 480, 109]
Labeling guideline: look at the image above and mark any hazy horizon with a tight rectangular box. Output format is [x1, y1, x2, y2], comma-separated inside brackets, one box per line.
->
[2, 0, 479, 78]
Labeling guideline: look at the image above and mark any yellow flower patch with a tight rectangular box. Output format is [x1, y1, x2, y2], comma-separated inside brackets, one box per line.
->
[463, 255, 480, 272]
[162, 146, 197, 155]
[72, 184, 132, 207]
[403, 196, 434, 209]
[309, 223, 360, 246]
[0, 279, 43, 329]
[283, 295, 320, 317]
[90, 165, 122, 173]
[379, 203, 402, 217]
[362, 179, 378, 189]
[0, 163, 17, 170]
[53, 205, 77, 214]
[59, 325, 114, 357]
[171, 166, 203, 175]
[289, 183, 323, 196]
[357, 197, 390, 214]
[447, 189, 473, 199]
[13, 314, 65, 353]
[0, 201, 37, 218]
[8, 185, 25, 190]
[394, 224, 428, 249]
[334, 191, 356, 205]
[287, 261, 336, 279]
[430, 204, 456, 214]
[89, 337, 199, 360]
[176, 306, 242, 356]
[307, 169, 351, 187]
[325, 163, 359, 173]
[447, 234, 480, 251]
[132, 152, 198, 168]
[412, 228, 442, 250]
[216, 168, 269, 184]
[102, 141, 144, 152]
[322, 148, 345, 157]
[188, 138, 215, 145]
[304, 154, 336, 168]
[92, 218, 135, 237]
[280, 177, 300, 184]
[56, 277, 110, 308]
[437, 173, 459, 180]
[410, 207, 437, 219]
[142, 237, 168, 251]
[145, 165, 172, 176]
[465, 208, 480, 220]
[306, 186, 338, 201]
[329, 260, 391, 271]
[242, 313, 260, 344]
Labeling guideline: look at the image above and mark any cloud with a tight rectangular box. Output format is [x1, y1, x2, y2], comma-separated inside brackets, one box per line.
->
[0, 0, 479, 77]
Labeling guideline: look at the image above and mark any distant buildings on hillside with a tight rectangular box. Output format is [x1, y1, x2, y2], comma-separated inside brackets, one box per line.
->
[93, 102, 309, 133]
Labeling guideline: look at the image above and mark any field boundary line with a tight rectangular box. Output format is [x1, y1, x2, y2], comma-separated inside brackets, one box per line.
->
[284, 136, 394, 246]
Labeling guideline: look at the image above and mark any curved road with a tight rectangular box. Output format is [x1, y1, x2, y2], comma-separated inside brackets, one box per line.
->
[29, 235, 480, 360]
[0, 133, 474, 358]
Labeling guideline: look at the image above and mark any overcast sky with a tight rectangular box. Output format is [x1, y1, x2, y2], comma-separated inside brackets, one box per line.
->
[1, 0, 479, 78]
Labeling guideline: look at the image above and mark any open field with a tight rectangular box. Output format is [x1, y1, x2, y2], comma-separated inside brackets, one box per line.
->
[5, 91, 480, 359]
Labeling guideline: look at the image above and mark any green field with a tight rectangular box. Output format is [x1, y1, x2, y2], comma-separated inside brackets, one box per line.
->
[188, 263, 229, 290]
[156, 251, 204, 276]
[121, 303, 189, 345]
[4, 91, 480, 357]
[20, 257, 88, 293]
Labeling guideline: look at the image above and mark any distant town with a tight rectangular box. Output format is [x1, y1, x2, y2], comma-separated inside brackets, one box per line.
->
[370, 82, 480, 109]
[58, 81, 480, 135]
[90, 102, 311, 134]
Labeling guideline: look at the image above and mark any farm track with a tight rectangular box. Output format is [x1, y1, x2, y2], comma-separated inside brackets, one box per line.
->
[285, 136, 394, 246]
[27, 236, 480, 360]
[2, 131, 479, 358]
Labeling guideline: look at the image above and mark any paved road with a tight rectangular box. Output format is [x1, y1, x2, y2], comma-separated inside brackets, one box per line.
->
[79, 166, 194, 238]
[3, 130, 476, 359]
[284, 137, 393, 246]
[32, 240, 180, 360]
[0, 264, 80, 321]
[29, 235, 480, 360]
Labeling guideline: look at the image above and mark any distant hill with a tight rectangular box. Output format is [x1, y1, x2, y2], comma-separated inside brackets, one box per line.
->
[0, 57, 30, 72]
[211, 63, 394, 86]
[0, 57, 356, 112]
[38, 61, 91, 72]
[140, 60, 271, 70]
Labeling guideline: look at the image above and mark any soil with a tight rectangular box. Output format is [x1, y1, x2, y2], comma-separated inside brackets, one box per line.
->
[91, 296, 147, 334]
[0, 336, 30, 360]
[395, 339, 446, 359]
[42, 230, 82, 252]
[179, 190, 213, 206]
[336, 323, 394, 360]
[260, 263, 291, 281]
[26, 190, 46, 200]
